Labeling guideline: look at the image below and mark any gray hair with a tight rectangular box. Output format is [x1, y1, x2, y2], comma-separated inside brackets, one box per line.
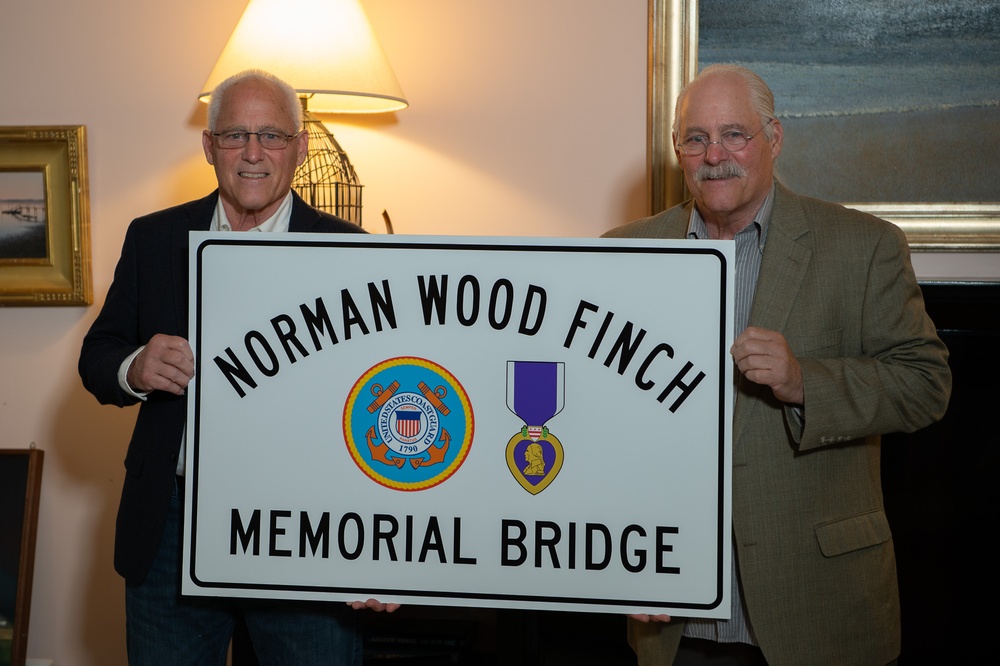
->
[674, 64, 776, 140]
[207, 69, 303, 132]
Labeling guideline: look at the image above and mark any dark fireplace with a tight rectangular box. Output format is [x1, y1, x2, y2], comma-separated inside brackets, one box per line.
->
[882, 281, 999, 665]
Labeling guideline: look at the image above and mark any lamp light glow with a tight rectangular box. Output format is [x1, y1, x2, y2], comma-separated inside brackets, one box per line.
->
[197, 0, 408, 225]
[199, 0, 407, 113]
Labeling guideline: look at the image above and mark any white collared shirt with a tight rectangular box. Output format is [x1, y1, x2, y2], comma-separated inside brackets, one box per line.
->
[212, 190, 294, 233]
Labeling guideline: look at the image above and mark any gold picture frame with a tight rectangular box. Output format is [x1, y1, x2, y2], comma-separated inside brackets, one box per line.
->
[647, 0, 1000, 251]
[0, 126, 92, 305]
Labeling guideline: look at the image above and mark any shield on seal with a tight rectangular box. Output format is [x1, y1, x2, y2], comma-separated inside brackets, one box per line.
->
[394, 409, 422, 438]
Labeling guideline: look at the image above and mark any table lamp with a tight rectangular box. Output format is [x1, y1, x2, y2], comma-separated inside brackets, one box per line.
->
[199, 0, 408, 225]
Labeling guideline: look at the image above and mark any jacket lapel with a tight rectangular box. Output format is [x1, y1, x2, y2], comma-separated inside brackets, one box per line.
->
[733, 184, 812, 442]
[288, 191, 321, 232]
[747, 184, 812, 332]
[172, 192, 217, 336]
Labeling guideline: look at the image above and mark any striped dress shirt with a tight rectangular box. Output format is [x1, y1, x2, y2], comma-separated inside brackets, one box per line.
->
[682, 183, 775, 646]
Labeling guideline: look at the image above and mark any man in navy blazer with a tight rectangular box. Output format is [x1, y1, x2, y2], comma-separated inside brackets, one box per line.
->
[80, 70, 384, 665]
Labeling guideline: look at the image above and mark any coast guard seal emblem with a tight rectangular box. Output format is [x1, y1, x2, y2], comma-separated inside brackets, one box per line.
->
[505, 361, 565, 495]
[344, 357, 474, 491]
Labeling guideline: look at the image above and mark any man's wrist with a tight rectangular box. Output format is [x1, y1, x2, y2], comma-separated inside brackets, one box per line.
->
[119, 346, 150, 399]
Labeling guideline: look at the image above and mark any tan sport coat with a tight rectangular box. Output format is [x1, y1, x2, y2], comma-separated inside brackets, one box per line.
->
[603, 182, 951, 665]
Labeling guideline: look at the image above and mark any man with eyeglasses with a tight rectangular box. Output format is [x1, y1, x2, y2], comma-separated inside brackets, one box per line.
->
[605, 64, 951, 665]
[79, 70, 392, 665]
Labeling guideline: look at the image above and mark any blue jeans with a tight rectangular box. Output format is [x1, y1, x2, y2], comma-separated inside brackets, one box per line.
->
[125, 479, 361, 666]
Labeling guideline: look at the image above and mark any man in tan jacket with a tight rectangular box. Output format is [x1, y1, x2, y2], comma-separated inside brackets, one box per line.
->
[604, 65, 951, 665]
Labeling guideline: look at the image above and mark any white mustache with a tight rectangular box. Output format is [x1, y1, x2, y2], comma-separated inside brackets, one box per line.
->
[695, 162, 747, 181]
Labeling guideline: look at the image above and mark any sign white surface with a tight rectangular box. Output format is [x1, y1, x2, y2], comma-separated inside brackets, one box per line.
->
[183, 233, 733, 616]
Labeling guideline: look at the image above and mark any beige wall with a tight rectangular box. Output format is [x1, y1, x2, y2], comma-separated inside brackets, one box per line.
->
[0, 1, 646, 664]
[1, 1, 995, 664]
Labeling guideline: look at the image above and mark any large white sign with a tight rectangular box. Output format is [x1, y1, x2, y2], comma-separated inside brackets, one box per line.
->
[183, 234, 733, 617]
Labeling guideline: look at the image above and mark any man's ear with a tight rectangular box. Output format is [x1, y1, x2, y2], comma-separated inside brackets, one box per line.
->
[202, 130, 215, 165]
[294, 130, 309, 167]
[769, 119, 783, 160]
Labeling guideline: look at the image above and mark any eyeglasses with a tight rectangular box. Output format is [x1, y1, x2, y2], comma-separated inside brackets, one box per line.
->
[211, 130, 301, 150]
[676, 119, 774, 156]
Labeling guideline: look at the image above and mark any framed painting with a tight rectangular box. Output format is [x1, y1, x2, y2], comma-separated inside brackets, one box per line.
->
[0, 448, 43, 666]
[0, 126, 92, 305]
[647, 0, 1000, 250]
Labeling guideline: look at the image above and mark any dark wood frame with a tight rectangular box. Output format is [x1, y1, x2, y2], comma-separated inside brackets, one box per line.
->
[0, 449, 43, 666]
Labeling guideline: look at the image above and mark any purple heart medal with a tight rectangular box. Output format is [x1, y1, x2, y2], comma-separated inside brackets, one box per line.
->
[505, 361, 565, 494]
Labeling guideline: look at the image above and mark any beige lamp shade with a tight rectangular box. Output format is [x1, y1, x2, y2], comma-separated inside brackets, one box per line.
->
[199, 0, 407, 113]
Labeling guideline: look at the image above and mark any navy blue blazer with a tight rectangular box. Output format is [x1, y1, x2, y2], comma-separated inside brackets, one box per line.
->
[79, 191, 365, 584]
